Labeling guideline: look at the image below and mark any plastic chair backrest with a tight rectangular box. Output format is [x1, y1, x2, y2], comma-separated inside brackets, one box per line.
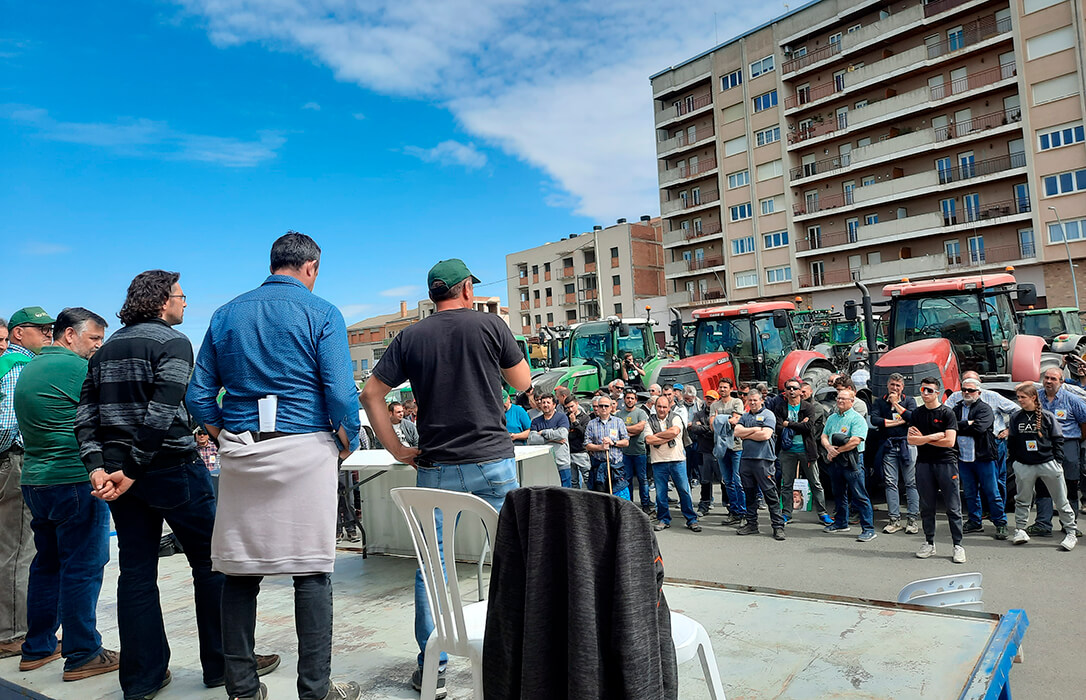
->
[897, 573, 983, 605]
[391, 487, 499, 657]
[906, 588, 984, 610]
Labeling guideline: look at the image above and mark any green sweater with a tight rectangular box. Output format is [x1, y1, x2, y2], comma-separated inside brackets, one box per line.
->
[14, 346, 89, 486]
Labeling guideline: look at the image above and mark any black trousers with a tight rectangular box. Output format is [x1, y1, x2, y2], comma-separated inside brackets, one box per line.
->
[915, 460, 963, 546]
[740, 458, 784, 528]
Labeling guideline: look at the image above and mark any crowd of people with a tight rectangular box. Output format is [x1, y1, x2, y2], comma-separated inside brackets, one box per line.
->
[509, 366, 1084, 562]
[0, 232, 1083, 700]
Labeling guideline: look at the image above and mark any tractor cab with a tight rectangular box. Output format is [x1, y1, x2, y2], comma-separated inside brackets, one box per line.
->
[532, 317, 666, 396]
[883, 274, 1031, 376]
[1019, 307, 1084, 343]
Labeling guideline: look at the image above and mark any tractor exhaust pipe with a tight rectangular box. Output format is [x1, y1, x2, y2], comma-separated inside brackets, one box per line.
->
[852, 280, 878, 361]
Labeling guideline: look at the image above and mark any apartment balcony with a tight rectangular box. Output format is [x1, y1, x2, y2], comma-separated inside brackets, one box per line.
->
[562, 293, 576, 306]
[558, 267, 575, 280]
[519, 300, 529, 311]
[798, 267, 854, 289]
[657, 124, 715, 158]
[841, 3, 925, 53]
[923, 0, 973, 18]
[663, 220, 724, 248]
[671, 286, 728, 307]
[664, 256, 726, 279]
[660, 157, 718, 186]
[789, 108, 1022, 183]
[655, 92, 713, 127]
[788, 63, 1016, 150]
[516, 276, 528, 288]
[661, 188, 721, 217]
[581, 288, 599, 301]
[652, 55, 713, 100]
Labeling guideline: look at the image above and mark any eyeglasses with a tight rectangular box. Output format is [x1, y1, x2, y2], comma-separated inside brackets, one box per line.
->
[962, 388, 980, 395]
[920, 387, 938, 394]
[33, 325, 53, 335]
[786, 386, 800, 391]
[739, 391, 749, 396]
[170, 294, 187, 302]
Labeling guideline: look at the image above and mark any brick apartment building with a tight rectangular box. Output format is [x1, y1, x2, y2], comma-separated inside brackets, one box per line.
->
[347, 297, 507, 381]
[651, 0, 1086, 318]
[505, 217, 666, 338]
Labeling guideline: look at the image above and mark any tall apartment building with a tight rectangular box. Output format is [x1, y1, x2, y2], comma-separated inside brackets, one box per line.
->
[505, 217, 666, 337]
[347, 297, 507, 380]
[651, 0, 1086, 318]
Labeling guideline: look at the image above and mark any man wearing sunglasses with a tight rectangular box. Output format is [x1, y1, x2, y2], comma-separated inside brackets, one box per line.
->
[908, 377, 965, 563]
[952, 378, 1007, 539]
[0, 307, 55, 658]
[773, 378, 829, 525]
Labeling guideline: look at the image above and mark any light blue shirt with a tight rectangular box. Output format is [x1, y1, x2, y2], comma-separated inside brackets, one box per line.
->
[1039, 387, 1086, 439]
[823, 407, 869, 453]
[187, 275, 360, 449]
[946, 388, 1019, 434]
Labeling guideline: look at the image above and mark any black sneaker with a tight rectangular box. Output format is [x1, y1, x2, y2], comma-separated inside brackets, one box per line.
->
[325, 680, 363, 700]
[411, 667, 446, 699]
[736, 523, 760, 536]
[722, 514, 744, 526]
[963, 521, 984, 534]
[1025, 523, 1053, 537]
[773, 527, 786, 541]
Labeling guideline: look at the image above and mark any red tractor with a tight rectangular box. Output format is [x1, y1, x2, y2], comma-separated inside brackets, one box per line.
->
[848, 273, 1045, 396]
[661, 301, 836, 396]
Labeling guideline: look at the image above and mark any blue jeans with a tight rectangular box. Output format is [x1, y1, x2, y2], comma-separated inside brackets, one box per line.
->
[717, 450, 744, 516]
[108, 461, 223, 698]
[623, 454, 650, 507]
[414, 457, 517, 667]
[881, 439, 918, 520]
[558, 468, 571, 488]
[653, 460, 698, 526]
[996, 438, 1008, 504]
[20, 482, 110, 670]
[828, 456, 874, 534]
[959, 459, 1006, 526]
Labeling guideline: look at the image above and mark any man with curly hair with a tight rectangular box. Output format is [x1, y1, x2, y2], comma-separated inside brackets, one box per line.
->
[76, 270, 280, 699]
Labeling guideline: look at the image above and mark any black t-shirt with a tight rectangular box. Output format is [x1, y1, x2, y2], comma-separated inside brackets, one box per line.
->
[910, 404, 958, 464]
[373, 308, 523, 464]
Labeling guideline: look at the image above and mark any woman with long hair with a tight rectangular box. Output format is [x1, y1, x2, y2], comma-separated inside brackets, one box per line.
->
[1007, 382, 1077, 551]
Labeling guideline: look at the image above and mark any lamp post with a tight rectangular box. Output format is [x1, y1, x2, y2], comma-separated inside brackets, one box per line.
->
[1048, 206, 1080, 309]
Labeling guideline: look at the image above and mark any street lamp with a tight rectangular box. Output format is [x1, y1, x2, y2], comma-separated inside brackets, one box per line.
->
[1048, 206, 1080, 309]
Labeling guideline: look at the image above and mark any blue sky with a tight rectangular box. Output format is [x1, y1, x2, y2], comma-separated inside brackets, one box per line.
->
[1, 0, 779, 345]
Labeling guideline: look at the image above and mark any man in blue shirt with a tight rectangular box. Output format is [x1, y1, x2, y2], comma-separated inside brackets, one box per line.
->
[188, 232, 361, 700]
[734, 390, 784, 540]
[529, 393, 571, 486]
[503, 392, 531, 445]
[1030, 368, 1086, 536]
[822, 388, 877, 543]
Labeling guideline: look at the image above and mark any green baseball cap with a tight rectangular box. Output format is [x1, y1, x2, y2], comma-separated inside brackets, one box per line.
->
[427, 259, 480, 295]
[8, 307, 55, 328]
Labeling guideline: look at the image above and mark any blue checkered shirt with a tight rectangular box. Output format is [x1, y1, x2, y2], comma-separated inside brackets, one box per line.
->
[0, 344, 35, 452]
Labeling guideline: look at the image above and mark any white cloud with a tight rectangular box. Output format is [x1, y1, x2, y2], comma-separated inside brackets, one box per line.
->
[338, 303, 373, 318]
[403, 140, 487, 170]
[378, 285, 420, 298]
[4, 105, 285, 167]
[302, 101, 321, 110]
[351, 112, 365, 120]
[174, 0, 782, 217]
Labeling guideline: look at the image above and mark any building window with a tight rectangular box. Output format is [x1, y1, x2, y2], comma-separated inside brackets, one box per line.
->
[610, 246, 619, 258]
[794, 46, 808, 58]
[749, 56, 775, 79]
[531, 265, 538, 275]
[1049, 217, 1086, 243]
[533, 290, 540, 299]
[565, 283, 575, 294]
[763, 230, 789, 249]
[727, 170, 750, 189]
[584, 249, 595, 264]
[1039, 122, 1085, 151]
[757, 159, 783, 181]
[864, 213, 879, 225]
[766, 266, 792, 284]
[721, 69, 742, 91]
[734, 271, 758, 288]
[753, 90, 778, 112]
[534, 315, 541, 325]
[521, 315, 530, 327]
[566, 310, 577, 321]
[729, 202, 752, 221]
[545, 287, 552, 300]
[546, 313, 554, 323]
[544, 262, 551, 272]
[724, 135, 748, 156]
[614, 303, 623, 315]
[755, 126, 781, 146]
[612, 274, 621, 286]
[731, 236, 755, 255]
[1043, 168, 1086, 197]
[760, 196, 780, 215]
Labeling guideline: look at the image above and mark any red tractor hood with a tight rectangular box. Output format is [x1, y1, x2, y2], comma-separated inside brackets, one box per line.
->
[667, 353, 733, 371]
[874, 338, 960, 394]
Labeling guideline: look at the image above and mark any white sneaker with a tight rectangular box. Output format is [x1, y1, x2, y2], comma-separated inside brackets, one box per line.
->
[916, 542, 936, 559]
[1059, 533, 1077, 551]
[952, 545, 967, 564]
[1011, 529, 1030, 545]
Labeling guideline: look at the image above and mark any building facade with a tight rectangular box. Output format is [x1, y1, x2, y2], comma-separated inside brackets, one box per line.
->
[651, 0, 1086, 318]
[347, 297, 508, 381]
[505, 217, 666, 337]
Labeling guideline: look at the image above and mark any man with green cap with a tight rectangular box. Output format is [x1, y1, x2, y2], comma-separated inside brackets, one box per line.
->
[0, 306, 55, 657]
[361, 258, 531, 698]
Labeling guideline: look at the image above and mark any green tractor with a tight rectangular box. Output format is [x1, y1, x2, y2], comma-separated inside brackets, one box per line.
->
[1019, 307, 1085, 345]
[531, 317, 668, 396]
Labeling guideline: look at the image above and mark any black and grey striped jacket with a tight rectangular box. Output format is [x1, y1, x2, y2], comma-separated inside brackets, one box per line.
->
[75, 319, 198, 477]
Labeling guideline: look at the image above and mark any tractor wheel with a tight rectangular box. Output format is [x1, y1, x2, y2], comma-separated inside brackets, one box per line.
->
[803, 366, 832, 392]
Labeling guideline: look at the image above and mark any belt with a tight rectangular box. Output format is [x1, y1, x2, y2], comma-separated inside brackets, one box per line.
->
[252, 431, 291, 443]
[0, 444, 24, 457]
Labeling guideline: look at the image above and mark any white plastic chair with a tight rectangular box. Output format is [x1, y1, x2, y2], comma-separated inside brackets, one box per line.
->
[897, 573, 983, 611]
[391, 487, 499, 700]
[671, 611, 727, 699]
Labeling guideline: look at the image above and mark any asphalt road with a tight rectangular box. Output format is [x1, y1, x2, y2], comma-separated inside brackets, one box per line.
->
[653, 500, 1084, 696]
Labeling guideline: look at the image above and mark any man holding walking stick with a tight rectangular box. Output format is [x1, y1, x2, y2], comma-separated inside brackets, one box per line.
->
[584, 396, 630, 498]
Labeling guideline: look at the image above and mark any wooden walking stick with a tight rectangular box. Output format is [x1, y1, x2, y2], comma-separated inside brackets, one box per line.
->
[605, 444, 614, 495]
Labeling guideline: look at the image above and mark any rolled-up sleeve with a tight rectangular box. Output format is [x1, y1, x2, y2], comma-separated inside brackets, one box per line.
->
[187, 323, 224, 429]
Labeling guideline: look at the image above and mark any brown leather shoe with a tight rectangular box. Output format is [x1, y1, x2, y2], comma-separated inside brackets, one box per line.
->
[19, 645, 61, 671]
[0, 635, 26, 659]
[63, 648, 120, 681]
[205, 653, 281, 688]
